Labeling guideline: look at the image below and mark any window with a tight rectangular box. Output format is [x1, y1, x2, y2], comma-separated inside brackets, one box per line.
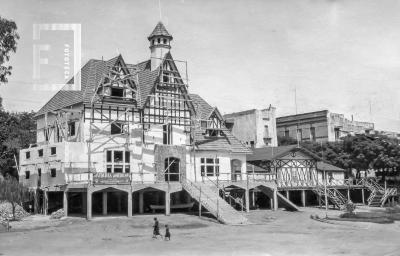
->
[200, 158, 220, 177]
[68, 122, 75, 136]
[163, 38, 167, 44]
[111, 87, 124, 97]
[200, 121, 208, 129]
[106, 150, 130, 173]
[163, 124, 172, 145]
[310, 127, 316, 142]
[26, 151, 30, 159]
[38, 168, 41, 177]
[38, 149, 43, 157]
[284, 130, 289, 138]
[111, 122, 124, 135]
[25, 171, 30, 179]
[51, 147, 56, 155]
[334, 128, 340, 141]
[157, 38, 160, 44]
[50, 168, 56, 177]
[152, 39, 155, 45]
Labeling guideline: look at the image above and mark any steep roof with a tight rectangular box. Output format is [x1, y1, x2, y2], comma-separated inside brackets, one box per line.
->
[148, 21, 173, 40]
[247, 145, 345, 172]
[35, 55, 161, 116]
[191, 94, 251, 154]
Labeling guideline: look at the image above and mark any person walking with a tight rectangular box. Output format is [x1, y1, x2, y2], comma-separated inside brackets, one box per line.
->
[164, 225, 170, 241]
[152, 217, 163, 239]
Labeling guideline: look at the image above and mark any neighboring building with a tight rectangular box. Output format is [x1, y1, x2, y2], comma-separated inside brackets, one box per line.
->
[371, 130, 400, 140]
[246, 145, 349, 207]
[19, 22, 252, 224]
[276, 110, 374, 143]
[224, 106, 278, 148]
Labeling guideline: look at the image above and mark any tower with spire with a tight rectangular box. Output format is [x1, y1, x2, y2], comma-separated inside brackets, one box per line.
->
[148, 21, 173, 71]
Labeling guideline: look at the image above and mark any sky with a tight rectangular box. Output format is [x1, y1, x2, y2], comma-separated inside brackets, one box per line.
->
[1, 0, 400, 132]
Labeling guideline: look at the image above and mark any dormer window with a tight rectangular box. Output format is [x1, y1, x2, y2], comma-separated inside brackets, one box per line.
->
[157, 38, 160, 44]
[152, 39, 155, 46]
[111, 87, 124, 97]
[163, 38, 167, 44]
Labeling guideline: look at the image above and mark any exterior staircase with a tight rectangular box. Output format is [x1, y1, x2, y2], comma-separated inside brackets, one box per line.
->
[257, 186, 299, 211]
[363, 178, 397, 207]
[313, 186, 348, 210]
[181, 179, 248, 225]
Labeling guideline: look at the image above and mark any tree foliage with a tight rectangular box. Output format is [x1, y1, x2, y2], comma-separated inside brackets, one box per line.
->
[300, 135, 400, 177]
[0, 176, 32, 220]
[0, 16, 19, 85]
[0, 109, 36, 177]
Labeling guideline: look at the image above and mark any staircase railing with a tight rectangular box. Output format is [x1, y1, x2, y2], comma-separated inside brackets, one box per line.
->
[181, 178, 222, 221]
[203, 175, 245, 210]
[314, 185, 347, 209]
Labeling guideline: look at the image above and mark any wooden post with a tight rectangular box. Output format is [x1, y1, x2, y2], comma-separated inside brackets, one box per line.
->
[127, 192, 132, 217]
[102, 191, 107, 215]
[245, 189, 250, 212]
[301, 190, 306, 207]
[318, 194, 322, 209]
[252, 190, 255, 208]
[199, 187, 202, 217]
[63, 190, 68, 217]
[139, 191, 144, 214]
[33, 190, 38, 214]
[361, 188, 365, 205]
[165, 187, 170, 216]
[347, 189, 351, 202]
[87, 190, 92, 220]
[286, 190, 290, 200]
[43, 190, 48, 215]
[273, 188, 278, 211]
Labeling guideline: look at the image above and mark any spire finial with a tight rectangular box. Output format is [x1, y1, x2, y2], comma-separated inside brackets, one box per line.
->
[158, 0, 162, 21]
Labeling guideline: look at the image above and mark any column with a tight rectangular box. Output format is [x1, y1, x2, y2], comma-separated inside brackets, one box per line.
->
[286, 190, 290, 200]
[139, 191, 144, 214]
[301, 190, 306, 207]
[33, 190, 38, 214]
[270, 198, 273, 210]
[127, 192, 132, 217]
[102, 191, 107, 215]
[165, 191, 171, 216]
[361, 189, 365, 205]
[87, 190, 92, 220]
[273, 188, 278, 211]
[347, 189, 351, 202]
[245, 189, 250, 212]
[63, 191, 68, 217]
[252, 190, 255, 208]
[44, 191, 48, 215]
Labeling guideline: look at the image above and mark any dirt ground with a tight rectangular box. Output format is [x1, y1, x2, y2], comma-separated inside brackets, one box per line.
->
[1, 207, 400, 256]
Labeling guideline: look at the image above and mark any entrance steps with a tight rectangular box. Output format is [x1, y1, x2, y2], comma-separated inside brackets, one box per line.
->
[363, 178, 397, 207]
[181, 180, 248, 225]
[257, 186, 299, 211]
[313, 186, 347, 209]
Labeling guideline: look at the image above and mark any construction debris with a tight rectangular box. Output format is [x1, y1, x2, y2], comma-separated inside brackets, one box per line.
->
[0, 201, 30, 221]
[50, 209, 65, 219]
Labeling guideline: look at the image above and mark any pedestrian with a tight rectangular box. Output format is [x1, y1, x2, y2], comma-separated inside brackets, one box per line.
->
[164, 224, 170, 241]
[152, 217, 163, 239]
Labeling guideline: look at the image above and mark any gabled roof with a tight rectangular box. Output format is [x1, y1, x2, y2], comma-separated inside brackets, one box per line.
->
[148, 21, 173, 40]
[191, 94, 251, 154]
[247, 145, 345, 172]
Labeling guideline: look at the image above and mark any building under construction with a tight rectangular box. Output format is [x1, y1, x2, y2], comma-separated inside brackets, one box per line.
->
[18, 22, 397, 224]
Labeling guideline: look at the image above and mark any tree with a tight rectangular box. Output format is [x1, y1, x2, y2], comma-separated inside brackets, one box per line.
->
[0, 176, 32, 220]
[0, 16, 19, 85]
[0, 110, 36, 177]
[278, 136, 298, 146]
